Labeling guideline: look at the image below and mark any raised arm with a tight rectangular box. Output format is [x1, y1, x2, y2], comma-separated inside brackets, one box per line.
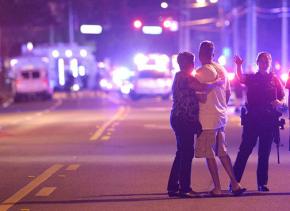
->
[234, 55, 246, 84]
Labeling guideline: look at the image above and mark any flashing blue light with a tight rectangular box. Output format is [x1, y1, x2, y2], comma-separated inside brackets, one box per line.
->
[222, 47, 231, 57]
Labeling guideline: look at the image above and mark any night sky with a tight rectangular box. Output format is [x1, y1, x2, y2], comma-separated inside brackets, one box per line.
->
[0, 0, 289, 67]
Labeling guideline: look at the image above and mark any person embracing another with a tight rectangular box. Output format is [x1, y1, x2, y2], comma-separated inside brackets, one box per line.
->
[194, 41, 246, 196]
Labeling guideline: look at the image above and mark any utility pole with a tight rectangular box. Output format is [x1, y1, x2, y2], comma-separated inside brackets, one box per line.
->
[246, 0, 256, 72]
[179, 0, 191, 51]
[218, 1, 227, 48]
[49, 25, 55, 44]
[68, 0, 75, 44]
[281, 0, 288, 73]
[232, 0, 239, 56]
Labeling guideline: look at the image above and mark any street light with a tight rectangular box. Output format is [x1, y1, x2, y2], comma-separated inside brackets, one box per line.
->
[161, 2, 169, 9]
[133, 19, 143, 29]
[190, 0, 218, 8]
[80, 25, 102, 34]
[142, 26, 163, 35]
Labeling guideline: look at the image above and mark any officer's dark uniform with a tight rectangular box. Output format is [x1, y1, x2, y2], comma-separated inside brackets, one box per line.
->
[286, 72, 290, 119]
[233, 71, 284, 189]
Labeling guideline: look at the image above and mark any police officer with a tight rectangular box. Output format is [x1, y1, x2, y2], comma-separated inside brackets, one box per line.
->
[233, 52, 285, 192]
[286, 72, 290, 119]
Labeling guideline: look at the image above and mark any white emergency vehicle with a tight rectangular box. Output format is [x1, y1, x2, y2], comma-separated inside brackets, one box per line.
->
[127, 53, 173, 100]
[9, 43, 97, 101]
[10, 55, 53, 102]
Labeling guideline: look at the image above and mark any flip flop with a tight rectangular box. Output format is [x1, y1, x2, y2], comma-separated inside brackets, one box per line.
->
[231, 187, 247, 196]
[208, 190, 224, 197]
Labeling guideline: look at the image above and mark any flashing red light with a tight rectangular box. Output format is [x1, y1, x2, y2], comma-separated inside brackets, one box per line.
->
[133, 20, 142, 29]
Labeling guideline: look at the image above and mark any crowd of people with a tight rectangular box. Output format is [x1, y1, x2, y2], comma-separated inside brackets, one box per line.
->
[167, 40, 287, 198]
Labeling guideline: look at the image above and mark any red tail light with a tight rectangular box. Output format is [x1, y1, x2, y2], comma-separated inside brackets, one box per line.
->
[42, 79, 49, 86]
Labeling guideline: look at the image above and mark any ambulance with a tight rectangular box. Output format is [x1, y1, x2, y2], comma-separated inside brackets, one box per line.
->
[10, 55, 53, 102]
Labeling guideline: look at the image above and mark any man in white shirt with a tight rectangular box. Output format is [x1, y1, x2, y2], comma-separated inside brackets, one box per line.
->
[194, 41, 246, 196]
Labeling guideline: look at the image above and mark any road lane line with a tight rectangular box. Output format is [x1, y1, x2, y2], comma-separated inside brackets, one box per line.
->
[119, 107, 130, 120]
[107, 127, 115, 132]
[35, 187, 56, 197]
[0, 164, 63, 211]
[65, 164, 80, 171]
[89, 106, 128, 141]
[100, 136, 110, 141]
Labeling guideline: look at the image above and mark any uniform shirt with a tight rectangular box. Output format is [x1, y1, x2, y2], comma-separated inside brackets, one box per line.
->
[286, 72, 290, 118]
[286, 72, 290, 89]
[195, 62, 230, 130]
[244, 72, 284, 111]
[171, 71, 205, 124]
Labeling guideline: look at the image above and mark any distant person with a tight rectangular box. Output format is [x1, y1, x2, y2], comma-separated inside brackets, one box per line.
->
[167, 52, 221, 198]
[81, 74, 88, 89]
[95, 71, 101, 90]
[64, 71, 74, 93]
[231, 75, 244, 113]
[194, 41, 246, 196]
[233, 53, 285, 192]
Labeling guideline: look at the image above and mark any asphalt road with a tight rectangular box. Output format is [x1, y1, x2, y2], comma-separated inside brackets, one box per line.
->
[0, 91, 289, 211]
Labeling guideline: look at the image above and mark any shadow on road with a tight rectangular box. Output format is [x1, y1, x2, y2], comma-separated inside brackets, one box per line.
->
[2, 191, 290, 206]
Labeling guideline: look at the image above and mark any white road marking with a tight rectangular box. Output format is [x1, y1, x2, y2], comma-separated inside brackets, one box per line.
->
[143, 107, 170, 112]
[143, 124, 170, 130]
[35, 112, 43, 116]
[24, 117, 32, 121]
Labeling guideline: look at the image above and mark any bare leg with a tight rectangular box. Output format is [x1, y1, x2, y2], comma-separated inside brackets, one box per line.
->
[206, 158, 222, 194]
[219, 155, 241, 190]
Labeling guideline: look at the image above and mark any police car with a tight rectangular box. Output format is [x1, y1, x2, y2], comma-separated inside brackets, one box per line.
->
[128, 69, 172, 100]
[127, 53, 173, 100]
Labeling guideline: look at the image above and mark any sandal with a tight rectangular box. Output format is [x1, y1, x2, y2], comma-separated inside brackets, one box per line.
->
[208, 190, 223, 197]
[231, 187, 247, 196]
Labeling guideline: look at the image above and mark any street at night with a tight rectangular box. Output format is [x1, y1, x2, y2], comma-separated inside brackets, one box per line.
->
[0, 92, 288, 211]
[0, 0, 290, 211]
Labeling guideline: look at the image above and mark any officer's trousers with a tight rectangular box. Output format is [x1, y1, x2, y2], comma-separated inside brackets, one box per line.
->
[233, 122, 274, 187]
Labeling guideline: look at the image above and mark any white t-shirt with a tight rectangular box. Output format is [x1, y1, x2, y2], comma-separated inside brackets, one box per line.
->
[195, 62, 231, 130]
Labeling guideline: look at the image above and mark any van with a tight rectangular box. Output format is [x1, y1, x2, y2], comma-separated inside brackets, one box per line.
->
[10, 56, 53, 102]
